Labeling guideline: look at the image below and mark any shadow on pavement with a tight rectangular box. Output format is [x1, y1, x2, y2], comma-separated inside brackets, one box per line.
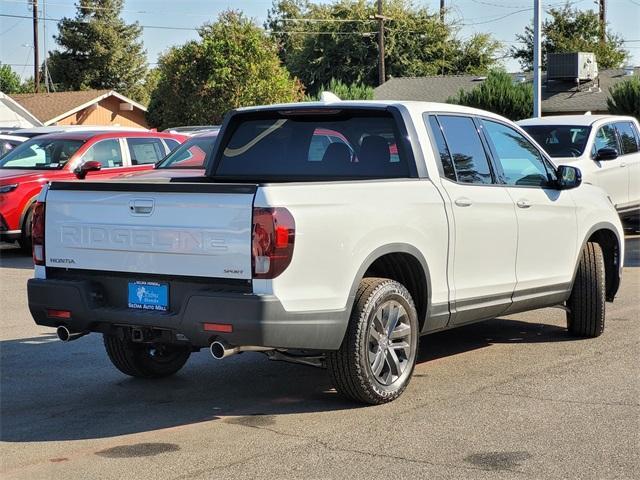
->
[0, 246, 33, 270]
[1, 318, 573, 443]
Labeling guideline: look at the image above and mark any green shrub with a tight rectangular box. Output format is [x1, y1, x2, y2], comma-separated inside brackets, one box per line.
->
[607, 76, 640, 121]
[447, 70, 533, 121]
[305, 79, 374, 101]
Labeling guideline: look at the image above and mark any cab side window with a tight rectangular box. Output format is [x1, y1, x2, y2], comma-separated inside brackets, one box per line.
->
[481, 119, 553, 187]
[593, 124, 619, 155]
[614, 122, 639, 155]
[437, 115, 493, 184]
[83, 139, 123, 168]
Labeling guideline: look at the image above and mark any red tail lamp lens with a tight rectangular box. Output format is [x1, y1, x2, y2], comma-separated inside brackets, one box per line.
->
[252, 207, 295, 279]
[32, 201, 46, 266]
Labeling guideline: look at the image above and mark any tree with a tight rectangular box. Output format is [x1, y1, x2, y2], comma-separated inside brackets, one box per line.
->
[0, 63, 22, 93]
[447, 70, 533, 121]
[47, 0, 148, 102]
[266, 0, 500, 94]
[607, 77, 640, 121]
[147, 11, 304, 130]
[305, 78, 374, 100]
[511, 3, 628, 71]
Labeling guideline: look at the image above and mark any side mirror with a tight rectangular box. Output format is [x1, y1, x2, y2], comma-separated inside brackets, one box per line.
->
[74, 160, 102, 179]
[557, 165, 582, 190]
[595, 147, 618, 161]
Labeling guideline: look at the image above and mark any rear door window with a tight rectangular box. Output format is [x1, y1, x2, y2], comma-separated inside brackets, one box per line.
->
[425, 115, 456, 181]
[214, 111, 409, 179]
[614, 122, 639, 154]
[127, 138, 166, 165]
[437, 115, 493, 184]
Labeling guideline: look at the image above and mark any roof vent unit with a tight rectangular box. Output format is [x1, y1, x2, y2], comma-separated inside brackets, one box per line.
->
[547, 52, 598, 82]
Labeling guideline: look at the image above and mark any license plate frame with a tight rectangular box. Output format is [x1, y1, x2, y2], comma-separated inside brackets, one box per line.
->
[127, 281, 169, 312]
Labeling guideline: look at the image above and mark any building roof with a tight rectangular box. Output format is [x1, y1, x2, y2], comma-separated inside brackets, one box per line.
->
[10, 89, 147, 125]
[374, 68, 640, 114]
[0, 92, 43, 128]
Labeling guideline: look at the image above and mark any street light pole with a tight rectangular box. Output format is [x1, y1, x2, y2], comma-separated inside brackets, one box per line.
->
[32, 0, 40, 93]
[533, 0, 541, 117]
[376, 0, 386, 86]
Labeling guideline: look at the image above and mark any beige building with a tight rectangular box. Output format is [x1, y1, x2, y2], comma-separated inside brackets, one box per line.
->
[10, 90, 149, 128]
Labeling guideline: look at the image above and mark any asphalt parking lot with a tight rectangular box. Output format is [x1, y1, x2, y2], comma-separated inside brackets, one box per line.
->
[0, 237, 638, 480]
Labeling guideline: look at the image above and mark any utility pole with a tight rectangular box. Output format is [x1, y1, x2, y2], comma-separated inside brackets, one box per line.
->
[598, 0, 606, 45]
[440, 0, 445, 23]
[375, 0, 386, 86]
[32, 0, 40, 93]
[533, 0, 541, 117]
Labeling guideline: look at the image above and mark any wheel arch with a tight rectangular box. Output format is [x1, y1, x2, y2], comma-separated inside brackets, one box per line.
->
[573, 222, 622, 302]
[347, 244, 431, 331]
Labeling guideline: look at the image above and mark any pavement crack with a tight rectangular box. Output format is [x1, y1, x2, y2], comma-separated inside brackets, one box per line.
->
[488, 391, 640, 407]
[224, 419, 532, 476]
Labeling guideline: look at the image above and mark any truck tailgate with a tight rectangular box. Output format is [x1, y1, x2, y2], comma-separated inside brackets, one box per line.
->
[44, 182, 256, 280]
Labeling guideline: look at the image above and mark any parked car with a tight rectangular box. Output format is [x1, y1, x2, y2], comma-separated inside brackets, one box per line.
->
[518, 115, 640, 221]
[0, 130, 186, 248]
[27, 101, 623, 404]
[0, 134, 27, 157]
[117, 130, 219, 180]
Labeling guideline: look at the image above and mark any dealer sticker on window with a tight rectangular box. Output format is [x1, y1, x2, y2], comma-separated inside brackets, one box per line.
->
[127, 281, 168, 311]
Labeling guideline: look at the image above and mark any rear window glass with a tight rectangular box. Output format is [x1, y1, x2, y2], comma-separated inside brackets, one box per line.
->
[213, 112, 409, 179]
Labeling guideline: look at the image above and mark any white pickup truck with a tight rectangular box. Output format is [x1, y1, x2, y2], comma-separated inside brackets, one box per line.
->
[27, 101, 624, 404]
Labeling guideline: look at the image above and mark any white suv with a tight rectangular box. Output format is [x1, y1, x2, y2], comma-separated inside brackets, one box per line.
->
[518, 115, 640, 221]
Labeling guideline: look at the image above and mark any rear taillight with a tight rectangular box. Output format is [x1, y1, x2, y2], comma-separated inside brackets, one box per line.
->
[252, 207, 295, 279]
[32, 201, 45, 266]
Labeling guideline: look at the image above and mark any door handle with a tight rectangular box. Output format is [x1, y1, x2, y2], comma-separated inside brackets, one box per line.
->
[516, 199, 531, 209]
[620, 162, 627, 167]
[454, 197, 472, 207]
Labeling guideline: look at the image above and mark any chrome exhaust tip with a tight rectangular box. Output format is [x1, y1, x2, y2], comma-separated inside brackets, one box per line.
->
[209, 340, 273, 359]
[210, 340, 237, 359]
[56, 326, 87, 342]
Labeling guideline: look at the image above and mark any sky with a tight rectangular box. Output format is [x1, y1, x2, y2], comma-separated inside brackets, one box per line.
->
[0, 0, 639, 82]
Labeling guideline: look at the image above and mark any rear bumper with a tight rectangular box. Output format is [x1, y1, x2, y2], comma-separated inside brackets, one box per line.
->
[27, 278, 348, 350]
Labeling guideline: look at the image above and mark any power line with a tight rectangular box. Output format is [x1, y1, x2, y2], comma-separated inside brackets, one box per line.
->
[0, 13, 199, 31]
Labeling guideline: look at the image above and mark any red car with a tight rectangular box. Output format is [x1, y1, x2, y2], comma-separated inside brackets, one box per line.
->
[0, 130, 186, 248]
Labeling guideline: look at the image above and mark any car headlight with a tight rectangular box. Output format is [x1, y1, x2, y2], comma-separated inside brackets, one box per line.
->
[0, 184, 18, 193]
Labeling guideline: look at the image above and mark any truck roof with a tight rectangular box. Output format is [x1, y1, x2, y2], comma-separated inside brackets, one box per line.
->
[235, 100, 514, 123]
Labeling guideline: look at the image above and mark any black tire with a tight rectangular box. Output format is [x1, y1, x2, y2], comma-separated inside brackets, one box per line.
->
[18, 208, 33, 253]
[566, 242, 606, 338]
[327, 277, 419, 404]
[103, 335, 191, 378]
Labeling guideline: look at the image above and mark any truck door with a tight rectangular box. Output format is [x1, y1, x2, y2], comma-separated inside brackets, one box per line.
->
[426, 114, 518, 325]
[479, 118, 578, 309]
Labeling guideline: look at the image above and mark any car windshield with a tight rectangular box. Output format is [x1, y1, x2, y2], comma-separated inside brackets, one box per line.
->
[157, 136, 217, 168]
[521, 125, 591, 158]
[0, 138, 84, 169]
